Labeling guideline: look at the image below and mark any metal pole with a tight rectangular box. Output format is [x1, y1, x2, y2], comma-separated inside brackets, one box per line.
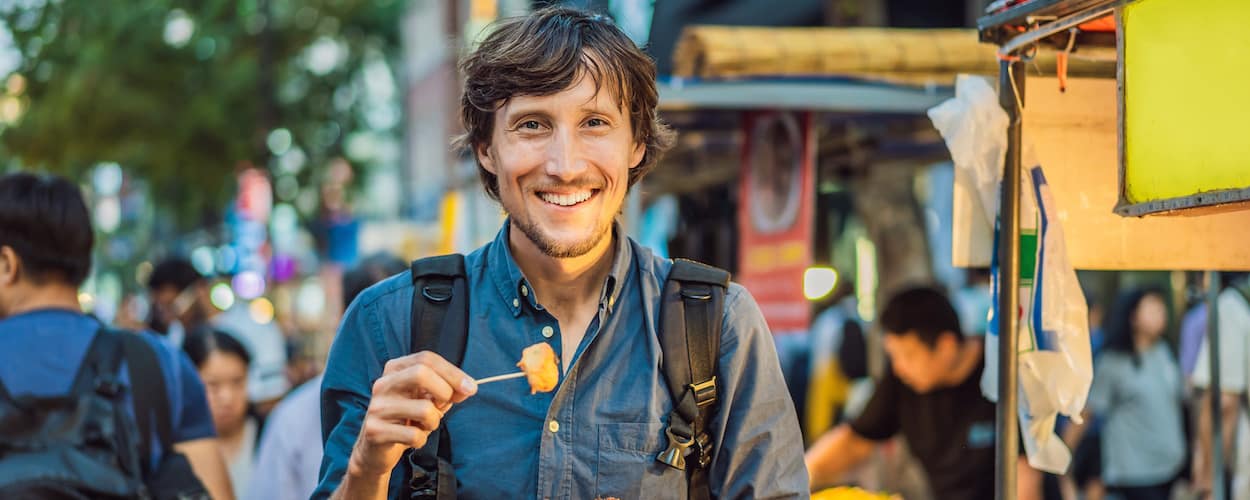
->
[1208, 270, 1225, 500]
[995, 57, 1025, 500]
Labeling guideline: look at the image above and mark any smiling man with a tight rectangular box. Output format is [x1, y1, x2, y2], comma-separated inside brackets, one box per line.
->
[313, 7, 807, 500]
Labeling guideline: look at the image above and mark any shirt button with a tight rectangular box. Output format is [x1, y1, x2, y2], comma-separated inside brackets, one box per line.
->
[521, 284, 529, 297]
[548, 420, 560, 433]
[541, 326, 554, 338]
[513, 298, 519, 308]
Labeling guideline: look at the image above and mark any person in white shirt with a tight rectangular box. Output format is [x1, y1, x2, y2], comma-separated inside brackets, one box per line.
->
[1192, 273, 1250, 500]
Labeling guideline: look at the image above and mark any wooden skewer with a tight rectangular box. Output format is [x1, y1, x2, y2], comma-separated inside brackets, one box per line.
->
[475, 371, 526, 385]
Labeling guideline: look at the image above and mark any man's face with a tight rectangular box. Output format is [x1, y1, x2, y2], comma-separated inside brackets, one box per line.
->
[477, 72, 645, 259]
[149, 282, 205, 332]
[883, 331, 960, 394]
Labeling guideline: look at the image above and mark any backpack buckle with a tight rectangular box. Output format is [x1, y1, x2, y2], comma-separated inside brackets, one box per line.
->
[690, 377, 717, 408]
[695, 432, 714, 468]
[421, 285, 453, 303]
[680, 285, 713, 301]
[407, 453, 438, 498]
[657, 425, 694, 471]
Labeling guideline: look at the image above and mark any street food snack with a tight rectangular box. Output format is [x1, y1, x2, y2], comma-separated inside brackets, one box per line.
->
[812, 487, 899, 500]
[517, 343, 559, 394]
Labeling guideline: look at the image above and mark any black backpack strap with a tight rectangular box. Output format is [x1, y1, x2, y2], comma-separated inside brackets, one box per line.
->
[68, 327, 127, 397]
[657, 258, 729, 500]
[406, 254, 468, 500]
[0, 369, 11, 403]
[87, 328, 150, 480]
[117, 331, 175, 476]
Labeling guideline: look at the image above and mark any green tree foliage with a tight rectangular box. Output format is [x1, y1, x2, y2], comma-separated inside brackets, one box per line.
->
[0, 0, 404, 222]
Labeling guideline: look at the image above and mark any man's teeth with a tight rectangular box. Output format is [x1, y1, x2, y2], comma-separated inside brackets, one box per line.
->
[539, 191, 593, 206]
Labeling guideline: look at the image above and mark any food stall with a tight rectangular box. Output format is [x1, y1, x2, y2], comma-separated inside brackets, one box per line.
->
[971, 0, 1250, 497]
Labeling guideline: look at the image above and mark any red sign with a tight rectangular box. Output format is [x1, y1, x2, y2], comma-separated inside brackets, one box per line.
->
[737, 111, 815, 335]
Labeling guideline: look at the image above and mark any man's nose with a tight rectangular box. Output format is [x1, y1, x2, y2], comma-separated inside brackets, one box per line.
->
[544, 128, 588, 181]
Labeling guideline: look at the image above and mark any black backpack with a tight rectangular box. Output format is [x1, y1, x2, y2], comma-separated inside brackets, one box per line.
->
[0, 327, 209, 500]
[403, 254, 729, 500]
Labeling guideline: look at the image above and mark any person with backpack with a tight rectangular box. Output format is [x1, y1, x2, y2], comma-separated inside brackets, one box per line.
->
[314, 7, 807, 500]
[0, 172, 233, 499]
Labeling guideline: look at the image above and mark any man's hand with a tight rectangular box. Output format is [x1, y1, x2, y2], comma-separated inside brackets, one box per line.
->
[805, 425, 876, 490]
[347, 351, 477, 481]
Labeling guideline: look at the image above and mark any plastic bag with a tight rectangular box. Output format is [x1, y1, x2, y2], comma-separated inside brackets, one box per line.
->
[928, 75, 1093, 475]
[927, 75, 1008, 227]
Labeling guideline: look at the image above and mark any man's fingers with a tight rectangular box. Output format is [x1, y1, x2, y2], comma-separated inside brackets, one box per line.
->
[370, 397, 444, 431]
[361, 418, 431, 449]
[374, 364, 456, 405]
[411, 351, 477, 400]
[377, 351, 476, 403]
[382, 352, 426, 375]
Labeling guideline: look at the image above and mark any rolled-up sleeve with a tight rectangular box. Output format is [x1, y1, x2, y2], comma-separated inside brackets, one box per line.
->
[708, 283, 810, 499]
[313, 291, 408, 499]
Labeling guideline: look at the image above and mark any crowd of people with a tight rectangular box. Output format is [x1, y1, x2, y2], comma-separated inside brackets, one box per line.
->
[795, 272, 1250, 500]
[2, 6, 1249, 500]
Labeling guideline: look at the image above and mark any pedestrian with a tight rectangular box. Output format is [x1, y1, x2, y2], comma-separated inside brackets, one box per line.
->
[1066, 287, 1185, 500]
[1192, 273, 1250, 499]
[148, 258, 290, 414]
[0, 172, 233, 499]
[247, 253, 407, 500]
[184, 328, 264, 500]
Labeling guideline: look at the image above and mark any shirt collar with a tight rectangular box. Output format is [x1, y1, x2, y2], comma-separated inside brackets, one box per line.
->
[486, 219, 633, 317]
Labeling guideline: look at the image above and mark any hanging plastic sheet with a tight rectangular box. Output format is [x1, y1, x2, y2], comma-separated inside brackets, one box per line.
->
[929, 75, 1093, 474]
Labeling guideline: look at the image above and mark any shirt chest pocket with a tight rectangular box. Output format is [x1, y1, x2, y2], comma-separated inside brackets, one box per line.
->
[596, 423, 686, 499]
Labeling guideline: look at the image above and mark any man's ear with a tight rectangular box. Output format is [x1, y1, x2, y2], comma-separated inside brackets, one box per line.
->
[0, 246, 20, 286]
[477, 143, 496, 175]
[629, 141, 645, 170]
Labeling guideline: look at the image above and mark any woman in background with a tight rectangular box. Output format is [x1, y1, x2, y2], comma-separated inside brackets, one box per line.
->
[1067, 287, 1185, 500]
[184, 329, 262, 500]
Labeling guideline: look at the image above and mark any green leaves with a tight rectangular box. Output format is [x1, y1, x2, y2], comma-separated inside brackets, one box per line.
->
[0, 0, 403, 224]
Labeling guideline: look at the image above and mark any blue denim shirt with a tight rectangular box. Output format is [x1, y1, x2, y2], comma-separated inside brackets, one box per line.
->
[315, 223, 809, 499]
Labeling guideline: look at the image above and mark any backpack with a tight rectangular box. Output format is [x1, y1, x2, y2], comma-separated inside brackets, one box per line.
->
[0, 327, 209, 500]
[403, 254, 729, 500]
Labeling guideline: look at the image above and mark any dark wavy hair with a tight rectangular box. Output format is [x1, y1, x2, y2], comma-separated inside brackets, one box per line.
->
[0, 173, 94, 286]
[454, 7, 675, 201]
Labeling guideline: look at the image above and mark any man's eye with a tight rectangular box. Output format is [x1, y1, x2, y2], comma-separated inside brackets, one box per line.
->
[586, 118, 607, 127]
[520, 120, 542, 130]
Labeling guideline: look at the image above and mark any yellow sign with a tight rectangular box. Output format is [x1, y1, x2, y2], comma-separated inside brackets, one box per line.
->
[1119, 0, 1250, 216]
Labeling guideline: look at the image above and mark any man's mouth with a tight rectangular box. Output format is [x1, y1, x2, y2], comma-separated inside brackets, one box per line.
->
[537, 189, 597, 207]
